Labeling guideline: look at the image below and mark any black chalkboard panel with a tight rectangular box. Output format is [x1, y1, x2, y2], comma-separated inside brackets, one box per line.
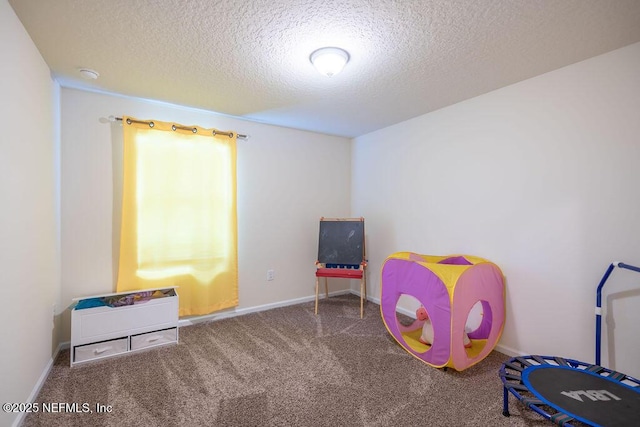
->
[317, 219, 365, 265]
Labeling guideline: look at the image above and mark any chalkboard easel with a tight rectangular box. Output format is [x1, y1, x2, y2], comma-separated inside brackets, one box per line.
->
[317, 217, 365, 266]
[315, 217, 367, 318]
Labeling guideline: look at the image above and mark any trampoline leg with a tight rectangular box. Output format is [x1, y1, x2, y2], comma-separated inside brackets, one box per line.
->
[502, 387, 510, 417]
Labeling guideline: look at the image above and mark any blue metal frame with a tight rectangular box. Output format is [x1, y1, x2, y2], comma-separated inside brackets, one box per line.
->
[500, 261, 640, 425]
[595, 262, 640, 365]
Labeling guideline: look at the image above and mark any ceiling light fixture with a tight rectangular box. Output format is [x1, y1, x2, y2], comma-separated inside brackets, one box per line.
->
[79, 68, 99, 80]
[310, 47, 350, 77]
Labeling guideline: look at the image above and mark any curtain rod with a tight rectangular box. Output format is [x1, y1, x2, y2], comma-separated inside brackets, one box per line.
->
[110, 116, 249, 140]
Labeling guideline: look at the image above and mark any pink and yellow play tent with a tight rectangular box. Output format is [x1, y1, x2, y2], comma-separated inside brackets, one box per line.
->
[380, 252, 505, 371]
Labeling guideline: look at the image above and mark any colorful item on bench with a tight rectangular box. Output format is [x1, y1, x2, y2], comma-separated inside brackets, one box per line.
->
[75, 290, 161, 310]
[381, 252, 505, 371]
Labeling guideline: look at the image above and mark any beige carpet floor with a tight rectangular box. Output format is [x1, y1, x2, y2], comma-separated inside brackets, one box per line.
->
[24, 294, 556, 426]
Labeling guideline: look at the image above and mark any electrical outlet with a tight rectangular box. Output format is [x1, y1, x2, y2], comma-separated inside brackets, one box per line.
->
[267, 269, 275, 281]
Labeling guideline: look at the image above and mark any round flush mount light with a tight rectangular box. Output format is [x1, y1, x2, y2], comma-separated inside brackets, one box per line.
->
[309, 47, 350, 77]
[78, 68, 99, 80]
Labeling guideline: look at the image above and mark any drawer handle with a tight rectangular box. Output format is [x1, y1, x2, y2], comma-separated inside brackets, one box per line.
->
[94, 346, 112, 355]
[146, 335, 162, 343]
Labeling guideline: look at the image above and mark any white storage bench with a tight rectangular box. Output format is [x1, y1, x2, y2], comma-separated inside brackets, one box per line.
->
[70, 287, 179, 366]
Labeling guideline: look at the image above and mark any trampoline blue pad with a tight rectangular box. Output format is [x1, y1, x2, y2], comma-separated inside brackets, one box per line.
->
[523, 365, 640, 427]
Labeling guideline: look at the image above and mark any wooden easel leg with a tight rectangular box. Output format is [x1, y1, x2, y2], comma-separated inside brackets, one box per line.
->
[363, 274, 367, 301]
[315, 276, 319, 315]
[324, 277, 329, 299]
[360, 277, 364, 318]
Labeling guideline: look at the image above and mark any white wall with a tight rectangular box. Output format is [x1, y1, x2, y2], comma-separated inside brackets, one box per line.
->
[60, 89, 352, 340]
[5, 3, 639, 421]
[0, 1, 60, 426]
[352, 42, 640, 377]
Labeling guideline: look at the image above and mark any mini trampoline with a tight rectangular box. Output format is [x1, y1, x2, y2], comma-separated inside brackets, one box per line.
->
[500, 355, 640, 426]
[500, 262, 640, 426]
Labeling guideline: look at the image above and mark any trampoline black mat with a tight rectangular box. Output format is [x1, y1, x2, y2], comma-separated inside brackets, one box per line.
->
[524, 365, 640, 426]
[500, 355, 640, 427]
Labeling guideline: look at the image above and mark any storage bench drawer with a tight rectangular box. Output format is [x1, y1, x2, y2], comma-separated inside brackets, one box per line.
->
[130, 328, 177, 351]
[70, 287, 179, 366]
[74, 337, 128, 363]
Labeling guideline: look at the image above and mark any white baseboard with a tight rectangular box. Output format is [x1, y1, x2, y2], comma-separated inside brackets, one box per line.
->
[494, 343, 524, 357]
[358, 291, 416, 318]
[178, 289, 352, 327]
[15, 342, 65, 427]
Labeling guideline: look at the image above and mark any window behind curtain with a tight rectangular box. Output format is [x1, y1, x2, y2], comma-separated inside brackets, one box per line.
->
[117, 117, 238, 316]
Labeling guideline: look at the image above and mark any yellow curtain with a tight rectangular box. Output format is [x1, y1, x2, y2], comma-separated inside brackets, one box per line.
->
[117, 116, 238, 316]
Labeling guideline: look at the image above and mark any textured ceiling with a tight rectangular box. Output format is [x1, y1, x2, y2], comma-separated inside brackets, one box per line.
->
[9, 0, 640, 137]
